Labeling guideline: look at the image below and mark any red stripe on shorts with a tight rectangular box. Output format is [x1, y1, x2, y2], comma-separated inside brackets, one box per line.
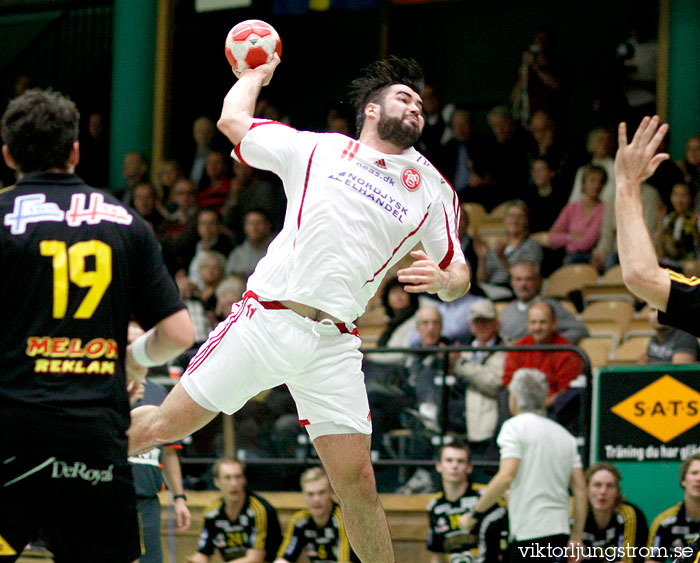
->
[299, 419, 310, 427]
[184, 299, 247, 375]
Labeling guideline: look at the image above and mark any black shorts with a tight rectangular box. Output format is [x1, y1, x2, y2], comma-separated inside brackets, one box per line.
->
[0, 453, 140, 563]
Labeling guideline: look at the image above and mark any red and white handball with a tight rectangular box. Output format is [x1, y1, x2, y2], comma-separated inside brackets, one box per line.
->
[225, 19, 282, 74]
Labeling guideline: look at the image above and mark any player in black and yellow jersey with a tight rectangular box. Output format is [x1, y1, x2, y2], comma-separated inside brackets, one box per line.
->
[188, 458, 281, 562]
[0, 89, 194, 563]
[614, 117, 700, 563]
[275, 468, 359, 563]
[582, 462, 648, 563]
[647, 455, 700, 563]
[426, 442, 504, 563]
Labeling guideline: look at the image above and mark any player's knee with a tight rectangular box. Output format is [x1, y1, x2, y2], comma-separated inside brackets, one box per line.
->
[333, 460, 377, 499]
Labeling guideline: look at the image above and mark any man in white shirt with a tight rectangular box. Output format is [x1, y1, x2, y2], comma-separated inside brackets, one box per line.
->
[459, 368, 587, 562]
[129, 55, 469, 563]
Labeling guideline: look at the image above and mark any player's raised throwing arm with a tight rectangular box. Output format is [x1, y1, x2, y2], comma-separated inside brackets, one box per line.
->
[217, 54, 280, 147]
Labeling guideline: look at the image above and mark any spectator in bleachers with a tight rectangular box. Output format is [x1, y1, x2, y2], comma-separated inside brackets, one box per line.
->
[157, 158, 184, 204]
[462, 157, 508, 212]
[439, 108, 480, 202]
[371, 276, 419, 365]
[677, 135, 700, 195]
[160, 178, 201, 276]
[474, 199, 543, 288]
[583, 462, 648, 563]
[119, 150, 148, 204]
[591, 181, 661, 273]
[499, 261, 589, 344]
[417, 83, 449, 163]
[76, 111, 108, 188]
[186, 457, 282, 563]
[409, 290, 483, 346]
[511, 26, 567, 125]
[163, 178, 199, 234]
[274, 467, 359, 563]
[197, 250, 227, 325]
[453, 299, 506, 459]
[646, 134, 685, 210]
[132, 182, 166, 235]
[503, 301, 583, 428]
[546, 164, 606, 265]
[325, 108, 353, 136]
[485, 105, 530, 191]
[189, 116, 216, 189]
[458, 205, 481, 289]
[214, 275, 246, 322]
[197, 151, 231, 212]
[646, 454, 700, 563]
[222, 160, 285, 238]
[656, 182, 700, 276]
[568, 128, 616, 204]
[458, 368, 587, 563]
[224, 209, 273, 279]
[644, 305, 700, 365]
[526, 110, 581, 189]
[523, 156, 572, 234]
[405, 306, 462, 440]
[426, 442, 504, 563]
[186, 208, 233, 289]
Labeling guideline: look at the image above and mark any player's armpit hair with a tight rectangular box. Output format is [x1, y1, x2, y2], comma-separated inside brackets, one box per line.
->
[349, 56, 425, 136]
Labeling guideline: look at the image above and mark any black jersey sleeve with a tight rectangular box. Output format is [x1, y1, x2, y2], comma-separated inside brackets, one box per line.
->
[130, 219, 185, 329]
[658, 273, 700, 338]
[250, 493, 282, 560]
[632, 504, 649, 563]
[277, 513, 305, 561]
[197, 514, 217, 556]
[426, 500, 445, 553]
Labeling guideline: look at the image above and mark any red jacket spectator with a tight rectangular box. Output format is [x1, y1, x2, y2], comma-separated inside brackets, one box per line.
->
[503, 332, 582, 395]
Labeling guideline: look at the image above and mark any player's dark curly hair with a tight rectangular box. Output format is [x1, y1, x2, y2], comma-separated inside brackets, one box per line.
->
[1, 89, 79, 174]
[349, 56, 425, 136]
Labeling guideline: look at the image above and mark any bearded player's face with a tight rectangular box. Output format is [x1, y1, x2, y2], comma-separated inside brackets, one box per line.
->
[376, 84, 424, 149]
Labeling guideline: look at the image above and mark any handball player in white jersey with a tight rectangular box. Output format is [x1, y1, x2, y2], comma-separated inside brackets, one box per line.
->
[129, 55, 470, 563]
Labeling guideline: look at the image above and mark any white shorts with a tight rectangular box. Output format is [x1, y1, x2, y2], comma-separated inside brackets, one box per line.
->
[180, 292, 372, 440]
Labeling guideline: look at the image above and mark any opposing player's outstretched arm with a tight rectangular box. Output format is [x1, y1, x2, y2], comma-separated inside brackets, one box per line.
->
[614, 116, 671, 311]
[397, 250, 470, 301]
[217, 54, 280, 147]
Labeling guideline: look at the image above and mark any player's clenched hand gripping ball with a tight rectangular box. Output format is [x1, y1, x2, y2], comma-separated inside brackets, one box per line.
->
[225, 19, 282, 77]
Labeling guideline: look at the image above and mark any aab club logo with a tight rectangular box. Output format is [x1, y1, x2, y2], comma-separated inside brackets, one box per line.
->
[401, 168, 421, 191]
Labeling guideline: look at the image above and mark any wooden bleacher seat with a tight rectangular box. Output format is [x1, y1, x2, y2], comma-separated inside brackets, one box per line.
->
[600, 264, 623, 284]
[487, 201, 510, 221]
[578, 336, 614, 368]
[580, 300, 635, 325]
[582, 319, 624, 349]
[610, 335, 650, 364]
[544, 263, 599, 299]
[461, 202, 487, 233]
[530, 231, 548, 246]
[558, 300, 578, 316]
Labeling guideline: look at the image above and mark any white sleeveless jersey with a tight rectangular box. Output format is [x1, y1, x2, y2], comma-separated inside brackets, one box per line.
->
[232, 119, 465, 324]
